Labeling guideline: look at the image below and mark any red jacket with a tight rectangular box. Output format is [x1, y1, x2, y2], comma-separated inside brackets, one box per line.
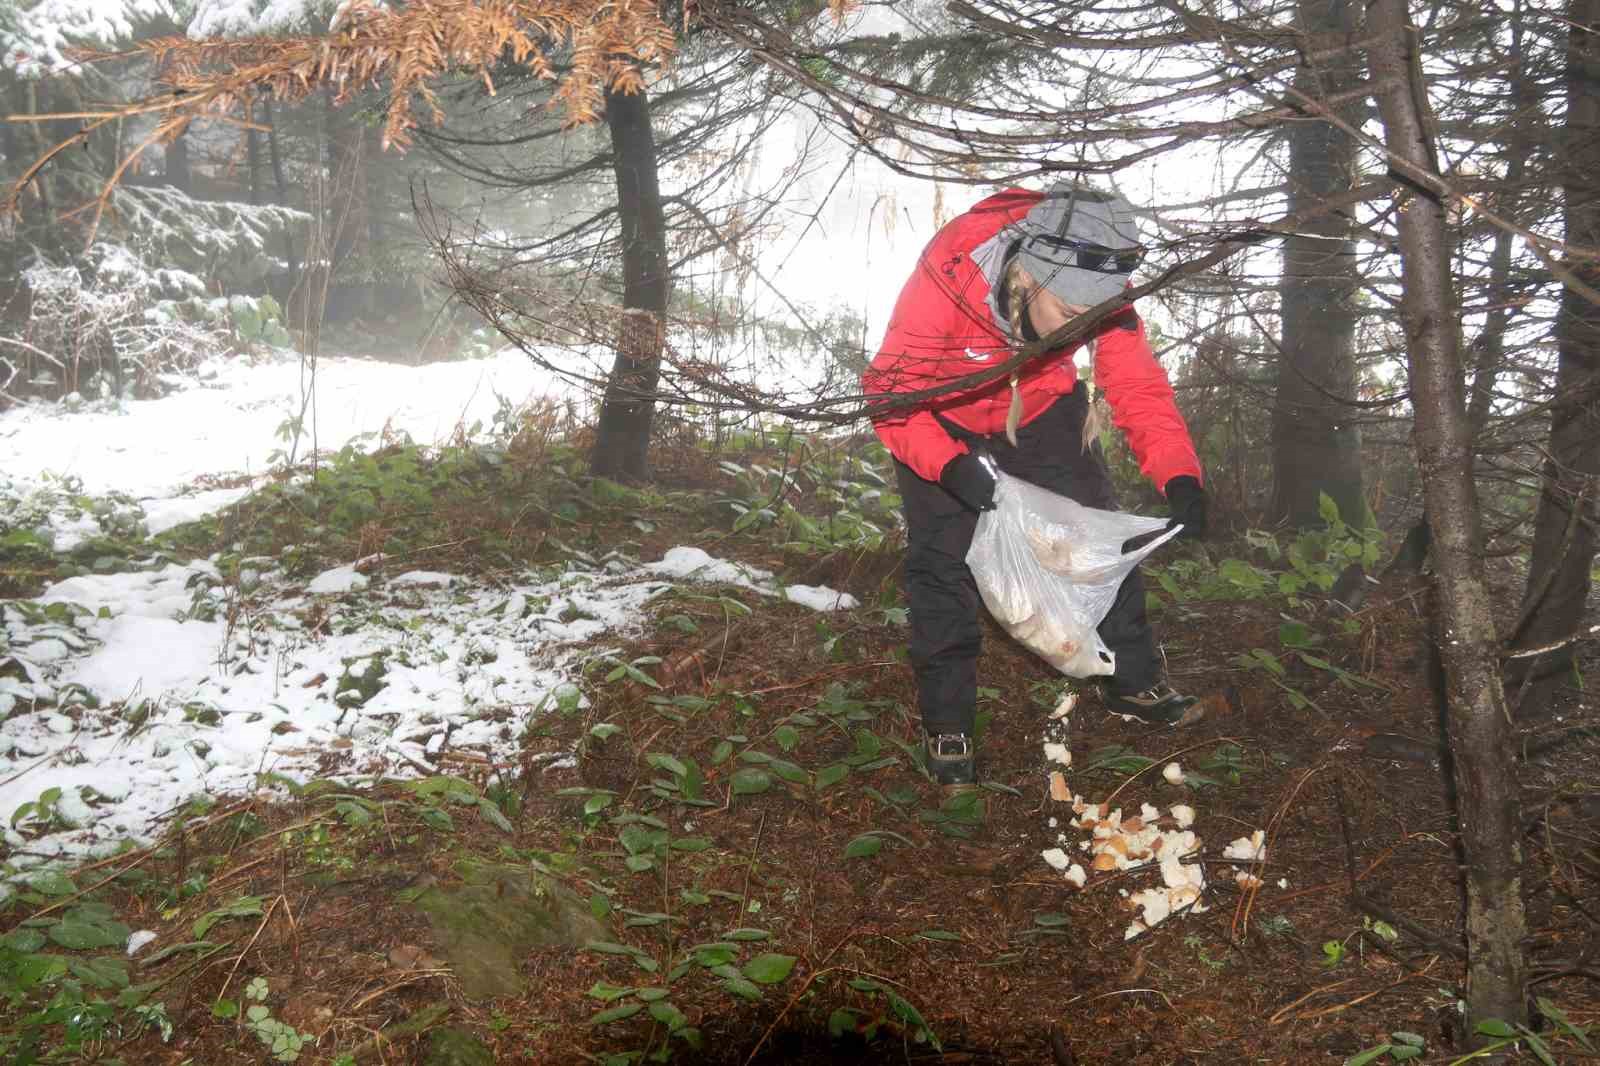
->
[863, 189, 1202, 492]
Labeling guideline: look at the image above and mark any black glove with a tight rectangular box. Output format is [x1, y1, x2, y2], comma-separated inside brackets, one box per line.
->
[940, 451, 998, 512]
[1164, 475, 1208, 540]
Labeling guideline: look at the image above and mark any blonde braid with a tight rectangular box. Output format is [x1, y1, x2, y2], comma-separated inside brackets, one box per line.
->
[1081, 348, 1109, 455]
[1002, 258, 1029, 446]
[1005, 259, 1106, 453]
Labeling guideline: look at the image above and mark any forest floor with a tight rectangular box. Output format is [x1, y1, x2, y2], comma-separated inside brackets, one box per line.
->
[4, 413, 1600, 1066]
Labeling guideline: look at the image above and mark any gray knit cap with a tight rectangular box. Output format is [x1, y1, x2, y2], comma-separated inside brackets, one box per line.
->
[1014, 184, 1143, 307]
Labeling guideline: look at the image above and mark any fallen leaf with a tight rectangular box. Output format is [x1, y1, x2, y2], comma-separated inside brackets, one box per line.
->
[1049, 773, 1071, 802]
[388, 944, 446, 971]
[1121, 944, 1149, 983]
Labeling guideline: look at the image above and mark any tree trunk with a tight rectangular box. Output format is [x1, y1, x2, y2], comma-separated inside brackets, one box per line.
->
[1509, 0, 1600, 719]
[19, 81, 53, 220]
[264, 98, 301, 280]
[1466, 1, 1532, 441]
[590, 85, 669, 481]
[1367, 0, 1527, 1032]
[164, 128, 192, 194]
[325, 94, 368, 278]
[247, 122, 263, 207]
[1270, 0, 1366, 529]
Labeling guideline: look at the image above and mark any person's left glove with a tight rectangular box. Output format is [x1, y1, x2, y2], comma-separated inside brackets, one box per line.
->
[940, 450, 998, 512]
[1164, 475, 1208, 540]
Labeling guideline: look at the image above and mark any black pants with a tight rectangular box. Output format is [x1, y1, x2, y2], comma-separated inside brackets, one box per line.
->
[896, 384, 1160, 736]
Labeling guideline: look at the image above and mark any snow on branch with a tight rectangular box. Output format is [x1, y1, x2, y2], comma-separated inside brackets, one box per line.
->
[108, 185, 309, 264]
[1, 0, 177, 78]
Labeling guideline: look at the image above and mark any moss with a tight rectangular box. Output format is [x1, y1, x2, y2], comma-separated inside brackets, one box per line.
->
[423, 1027, 495, 1066]
[410, 861, 606, 1000]
[334, 653, 388, 707]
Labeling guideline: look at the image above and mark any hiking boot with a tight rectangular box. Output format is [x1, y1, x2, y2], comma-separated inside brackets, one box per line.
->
[924, 732, 977, 791]
[1104, 681, 1202, 727]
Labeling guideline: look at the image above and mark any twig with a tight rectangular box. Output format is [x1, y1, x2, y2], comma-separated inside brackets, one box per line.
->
[1272, 956, 1439, 1024]
[1505, 624, 1600, 661]
[345, 1002, 450, 1062]
[208, 854, 275, 893]
[1267, 977, 1358, 1025]
[1331, 775, 1466, 957]
[743, 963, 832, 1066]
[25, 848, 158, 922]
[0, 334, 64, 367]
[348, 972, 449, 1013]
[1234, 763, 1323, 939]
[215, 894, 283, 1006]
[1350, 893, 1466, 959]
[1506, 480, 1589, 650]
[738, 811, 766, 922]
[0, 724, 86, 787]
[1101, 734, 1250, 808]
[1333, 777, 1360, 891]
[743, 661, 897, 696]
[662, 624, 743, 683]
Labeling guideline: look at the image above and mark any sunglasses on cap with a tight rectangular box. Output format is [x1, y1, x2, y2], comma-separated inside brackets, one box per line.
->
[1027, 231, 1144, 275]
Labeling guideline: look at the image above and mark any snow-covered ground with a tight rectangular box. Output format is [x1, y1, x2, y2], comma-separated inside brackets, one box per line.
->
[0, 347, 567, 511]
[0, 351, 856, 870]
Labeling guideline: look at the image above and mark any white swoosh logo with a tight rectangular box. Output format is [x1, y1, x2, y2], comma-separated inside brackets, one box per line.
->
[963, 348, 993, 361]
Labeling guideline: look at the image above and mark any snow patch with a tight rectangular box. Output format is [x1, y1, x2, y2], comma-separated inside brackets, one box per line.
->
[308, 565, 369, 594]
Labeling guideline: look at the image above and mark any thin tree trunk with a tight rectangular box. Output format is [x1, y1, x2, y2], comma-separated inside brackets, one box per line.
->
[20, 82, 53, 220]
[1270, 0, 1366, 528]
[1509, 0, 1600, 719]
[265, 98, 301, 280]
[164, 128, 192, 194]
[247, 119, 263, 207]
[590, 85, 668, 481]
[325, 94, 367, 279]
[1367, 0, 1527, 1033]
[1465, 3, 1530, 439]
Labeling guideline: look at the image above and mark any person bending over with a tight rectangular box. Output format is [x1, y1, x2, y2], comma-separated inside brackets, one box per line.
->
[862, 182, 1209, 789]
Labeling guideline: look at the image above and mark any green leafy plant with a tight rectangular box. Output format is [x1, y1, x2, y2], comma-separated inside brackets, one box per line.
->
[9, 787, 69, 836]
[918, 790, 984, 839]
[239, 976, 313, 1062]
[1077, 744, 1157, 776]
[1183, 933, 1227, 972]
[1426, 998, 1593, 1065]
[228, 294, 293, 349]
[715, 447, 896, 552]
[1363, 917, 1399, 943]
[1233, 647, 1323, 712]
[602, 655, 664, 690]
[193, 896, 265, 940]
[831, 977, 942, 1050]
[0, 898, 158, 1061]
[1345, 1031, 1425, 1064]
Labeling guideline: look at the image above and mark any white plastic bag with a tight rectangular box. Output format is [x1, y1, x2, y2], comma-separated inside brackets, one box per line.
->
[965, 470, 1181, 678]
